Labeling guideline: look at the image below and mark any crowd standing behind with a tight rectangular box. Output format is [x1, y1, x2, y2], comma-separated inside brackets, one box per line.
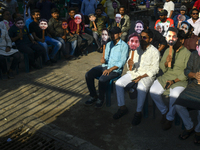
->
[0, 0, 200, 146]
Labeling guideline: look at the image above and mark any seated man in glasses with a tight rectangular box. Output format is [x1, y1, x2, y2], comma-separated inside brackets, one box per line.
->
[113, 30, 160, 126]
[150, 28, 191, 131]
[85, 27, 129, 108]
[187, 8, 200, 36]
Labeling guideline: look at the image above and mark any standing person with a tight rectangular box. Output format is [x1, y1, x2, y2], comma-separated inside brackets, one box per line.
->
[81, 0, 97, 22]
[0, 28, 20, 80]
[193, 0, 200, 11]
[48, 8, 75, 59]
[85, 27, 129, 108]
[173, 5, 190, 28]
[89, 8, 110, 51]
[149, 28, 191, 130]
[36, 0, 56, 20]
[113, 31, 160, 125]
[112, 6, 130, 41]
[29, 9, 61, 64]
[2, 0, 18, 16]
[187, 9, 200, 36]
[154, 10, 174, 37]
[163, 0, 174, 18]
[25, 0, 38, 20]
[67, 9, 93, 56]
[104, 0, 120, 24]
[9, 17, 45, 69]
[174, 39, 200, 144]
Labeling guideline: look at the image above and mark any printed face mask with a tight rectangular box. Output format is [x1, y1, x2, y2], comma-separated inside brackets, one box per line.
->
[101, 30, 109, 45]
[115, 14, 121, 23]
[135, 22, 144, 34]
[89, 15, 96, 22]
[39, 20, 48, 30]
[112, 1, 118, 9]
[74, 15, 82, 24]
[166, 31, 178, 46]
[180, 23, 189, 34]
[62, 22, 68, 29]
[128, 36, 140, 50]
[196, 40, 200, 56]
[15, 20, 25, 29]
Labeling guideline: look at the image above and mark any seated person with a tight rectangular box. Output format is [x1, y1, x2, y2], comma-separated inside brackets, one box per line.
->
[174, 39, 200, 144]
[0, 28, 20, 80]
[29, 9, 61, 64]
[112, 6, 130, 41]
[89, 8, 110, 51]
[173, 5, 189, 28]
[85, 27, 129, 108]
[150, 28, 191, 130]
[154, 10, 174, 37]
[48, 8, 76, 59]
[180, 21, 199, 52]
[0, 10, 13, 31]
[9, 17, 46, 68]
[67, 8, 93, 56]
[187, 9, 200, 36]
[113, 30, 160, 125]
[97, 3, 107, 17]
[12, 12, 22, 23]
[142, 19, 167, 53]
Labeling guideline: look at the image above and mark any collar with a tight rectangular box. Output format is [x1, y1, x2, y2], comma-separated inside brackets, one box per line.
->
[111, 39, 122, 46]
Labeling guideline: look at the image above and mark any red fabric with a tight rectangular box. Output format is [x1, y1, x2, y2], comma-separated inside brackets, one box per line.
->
[67, 17, 85, 34]
[194, 0, 200, 10]
[184, 34, 198, 51]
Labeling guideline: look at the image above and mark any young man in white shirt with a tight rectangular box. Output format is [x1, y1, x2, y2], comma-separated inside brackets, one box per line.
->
[187, 8, 200, 36]
[163, 0, 174, 18]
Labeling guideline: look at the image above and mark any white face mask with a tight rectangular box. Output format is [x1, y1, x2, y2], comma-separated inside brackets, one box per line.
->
[196, 46, 200, 56]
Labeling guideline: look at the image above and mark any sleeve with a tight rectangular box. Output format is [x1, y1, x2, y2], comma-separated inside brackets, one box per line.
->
[8, 27, 14, 38]
[121, 16, 130, 32]
[154, 20, 159, 29]
[193, 0, 199, 8]
[104, 42, 110, 64]
[0, 22, 7, 31]
[184, 52, 194, 77]
[146, 48, 160, 77]
[177, 51, 191, 81]
[115, 43, 129, 69]
[170, 19, 174, 27]
[81, 1, 85, 15]
[5, 30, 12, 47]
[89, 21, 93, 29]
[159, 48, 169, 73]
[170, 2, 174, 11]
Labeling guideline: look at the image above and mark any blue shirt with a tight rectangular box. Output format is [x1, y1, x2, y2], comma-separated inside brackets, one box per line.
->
[173, 14, 190, 28]
[25, 18, 33, 32]
[81, 0, 97, 15]
[102, 39, 129, 74]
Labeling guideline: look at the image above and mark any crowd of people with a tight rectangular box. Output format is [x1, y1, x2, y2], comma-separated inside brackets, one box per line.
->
[0, 0, 200, 145]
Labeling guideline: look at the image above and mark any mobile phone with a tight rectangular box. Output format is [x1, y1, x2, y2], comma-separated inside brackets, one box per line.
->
[164, 82, 170, 89]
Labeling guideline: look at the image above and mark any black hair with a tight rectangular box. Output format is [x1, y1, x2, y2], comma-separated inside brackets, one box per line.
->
[198, 33, 200, 37]
[68, 8, 76, 13]
[128, 32, 141, 41]
[119, 5, 126, 10]
[190, 8, 199, 14]
[102, 27, 109, 33]
[12, 12, 21, 21]
[185, 24, 194, 39]
[95, 7, 102, 11]
[2, 9, 9, 17]
[135, 20, 144, 27]
[141, 19, 149, 29]
[62, 19, 68, 23]
[15, 17, 24, 23]
[51, 8, 59, 14]
[31, 9, 40, 19]
[167, 27, 178, 35]
[97, 3, 103, 7]
[39, 18, 48, 23]
[177, 29, 186, 40]
[141, 29, 153, 39]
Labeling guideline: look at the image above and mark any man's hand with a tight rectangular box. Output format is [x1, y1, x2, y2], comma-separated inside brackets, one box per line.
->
[18, 32, 23, 39]
[194, 72, 200, 81]
[92, 28, 97, 32]
[132, 76, 141, 83]
[164, 80, 174, 89]
[62, 35, 66, 40]
[102, 69, 111, 76]
[40, 39, 45, 43]
[5, 47, 11, 52]
[69, 33, 73, 37]
[25, 12, 29, 17]
[101, 57, 105, 64]
[128, 59, 134, 66]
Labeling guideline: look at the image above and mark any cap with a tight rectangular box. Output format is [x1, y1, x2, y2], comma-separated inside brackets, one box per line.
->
[109, 27, 121, 34]
[180, 5, 187, 11]
[115, 13, 121, 18]
[159, 9, 168, 16]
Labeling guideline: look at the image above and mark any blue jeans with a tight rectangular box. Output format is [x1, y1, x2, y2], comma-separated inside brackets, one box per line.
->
[55, 37, 69, 56]
[38, 36, 61, 61]
[70, 40, 77, 56]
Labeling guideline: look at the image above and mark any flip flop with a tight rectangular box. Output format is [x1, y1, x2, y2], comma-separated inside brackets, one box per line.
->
[179, 128, 194, 140]
[194, 134, 200, 145]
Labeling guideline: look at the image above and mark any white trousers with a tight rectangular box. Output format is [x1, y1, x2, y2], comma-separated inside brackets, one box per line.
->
[150, 80, 185, 121]
[115, 73, 148, 112]
[176, 105, 200, 132]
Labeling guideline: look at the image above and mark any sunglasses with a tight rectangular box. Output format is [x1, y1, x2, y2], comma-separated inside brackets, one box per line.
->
[141, 36, 147, 40]
[192, 13, 199, 15]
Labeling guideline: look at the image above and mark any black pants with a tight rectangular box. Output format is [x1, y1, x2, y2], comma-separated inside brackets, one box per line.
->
[0, 52, 21, 74]
[85, 65, 119, 100]
[17, 43, 45, 65]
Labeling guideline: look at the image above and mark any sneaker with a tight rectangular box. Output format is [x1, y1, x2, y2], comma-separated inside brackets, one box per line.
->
[85, 97, 97, 106]
[95, 99, 105, 108]
[45, 60, 53, 66]
[162, 120, 173, 130]
[50, 59, 57, 63]
[113, 107, 129, 120]
[132, 112, 142, 126]
[7, 71, 14, 79]
[160, 112, 167, 124]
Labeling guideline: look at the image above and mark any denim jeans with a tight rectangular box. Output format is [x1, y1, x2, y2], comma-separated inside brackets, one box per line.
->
[70, 40, 77, 56]
[55, 37, 69, 56]
[38, 36, 61, 61]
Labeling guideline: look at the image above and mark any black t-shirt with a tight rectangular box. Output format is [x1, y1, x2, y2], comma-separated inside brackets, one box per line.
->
[29, 21, 47, 39]
[8, 24, 31, 47]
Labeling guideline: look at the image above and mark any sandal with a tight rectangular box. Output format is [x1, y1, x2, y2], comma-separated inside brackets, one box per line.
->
[194, 134, 200, 145]
[179, 128, 194, 140]
[113, 108, 129, 120]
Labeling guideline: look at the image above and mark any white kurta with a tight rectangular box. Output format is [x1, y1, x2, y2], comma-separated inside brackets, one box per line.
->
[126, 44, 160, 88]
[0, 29, 18, 56]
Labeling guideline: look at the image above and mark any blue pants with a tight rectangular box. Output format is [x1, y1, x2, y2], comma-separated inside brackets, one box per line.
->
[70, 40, 77, 56]
[38, 36, 61, 61]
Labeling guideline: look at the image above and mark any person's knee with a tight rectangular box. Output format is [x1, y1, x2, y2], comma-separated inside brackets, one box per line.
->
[56, 41, 62, 49]
[14, 52, 21, 60]
[170, 88, 184, 98]
[98, 76, 106, 83]
[175, 105, 184, 113]
[149, 83, 158, 95]
[115, 79, 123, 87]
[137, 82, 147, 92]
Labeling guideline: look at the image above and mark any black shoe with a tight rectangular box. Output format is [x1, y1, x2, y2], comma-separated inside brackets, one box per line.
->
[31, 63, 41, 69]
[113, 108, 129, 120]
[7, 71, 14, 79]
[45, 60, 53, 66]
[95, 99, 105, 108]
[85, 97, 97, 106]
[162, 120, 173, 130]
[2, 73, 8, 80]
[50, 59, 57, 63]
[160, 112, 167, 124]
[132, 112, 142, 126]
